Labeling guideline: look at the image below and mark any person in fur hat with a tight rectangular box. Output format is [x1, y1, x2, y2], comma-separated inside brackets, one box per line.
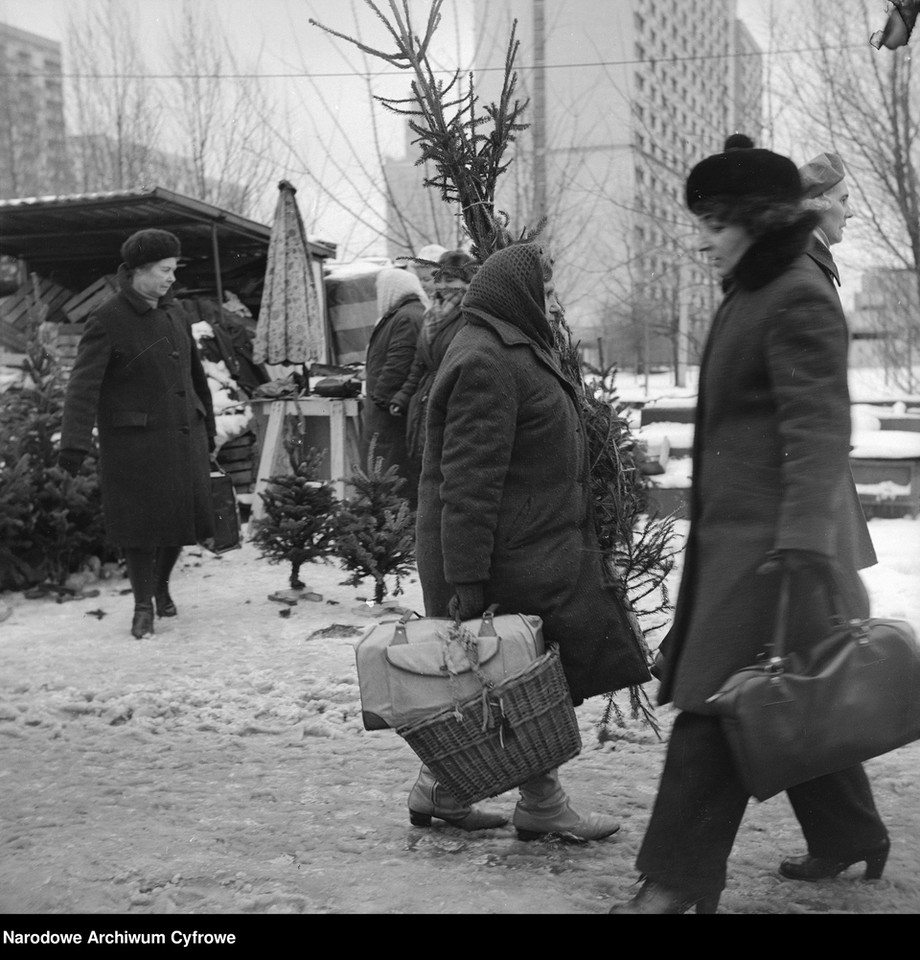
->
[610, 137, 888, 914]
[59, 229, 216, 641]
[361, 267, 428, 507]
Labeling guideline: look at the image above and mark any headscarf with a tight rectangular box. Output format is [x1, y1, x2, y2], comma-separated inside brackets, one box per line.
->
[375, 267, 428, 320]
[461, 242, 555, 353]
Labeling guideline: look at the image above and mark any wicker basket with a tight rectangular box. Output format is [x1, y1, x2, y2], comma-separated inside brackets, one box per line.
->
[396, 646, 582, 806]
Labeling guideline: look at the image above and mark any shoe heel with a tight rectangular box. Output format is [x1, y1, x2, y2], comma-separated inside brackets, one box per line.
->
[695, 894, 720, 914]
[864, 846, 889, 880]
[409, 810, 432, 827]
[515, 828, 542, 841]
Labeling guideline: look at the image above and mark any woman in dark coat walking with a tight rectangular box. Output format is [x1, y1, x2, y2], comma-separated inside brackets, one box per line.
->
[407, 241, 651, 840]
[388, 249, 479, 474]
[59, 229, 215, 640]
[610, 138, 888, 915]
[361, 267, 427, 508]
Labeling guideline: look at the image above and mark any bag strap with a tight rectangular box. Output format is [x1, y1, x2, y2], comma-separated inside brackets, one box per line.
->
[769, 566, 854, 662]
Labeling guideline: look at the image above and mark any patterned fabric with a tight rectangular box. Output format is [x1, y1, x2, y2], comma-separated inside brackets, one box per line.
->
[461, 242, 555, 352]
[253, 181, 325, 365]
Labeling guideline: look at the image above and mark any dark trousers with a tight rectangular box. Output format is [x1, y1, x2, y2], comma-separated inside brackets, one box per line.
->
[635, 711, 888, 900]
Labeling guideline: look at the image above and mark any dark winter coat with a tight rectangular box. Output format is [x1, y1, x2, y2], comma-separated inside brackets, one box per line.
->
[390, 292, 467, 464]
[60, 266, 215, 548]
[361, 295, 425, 497]
[657, 215, 877, 713]
[415, 243, 651, 704]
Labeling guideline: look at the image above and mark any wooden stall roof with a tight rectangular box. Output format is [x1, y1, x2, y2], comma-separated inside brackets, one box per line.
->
[0, 186, 337, 291]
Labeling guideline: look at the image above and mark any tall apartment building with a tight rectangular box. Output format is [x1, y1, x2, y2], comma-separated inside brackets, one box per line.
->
[0, 22, 70, 199]
[460, 0, 763, 369]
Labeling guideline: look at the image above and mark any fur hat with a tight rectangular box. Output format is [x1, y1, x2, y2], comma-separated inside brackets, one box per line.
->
[798, 152, 846, 199]
[375, 267, 427, 318]
[121, 229, 181, 269]
[685, 135, 802, 212]
[435, 249, 479, 284]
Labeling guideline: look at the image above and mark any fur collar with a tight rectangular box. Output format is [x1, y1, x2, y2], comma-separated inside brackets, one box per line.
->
[728, 210, 822, 292]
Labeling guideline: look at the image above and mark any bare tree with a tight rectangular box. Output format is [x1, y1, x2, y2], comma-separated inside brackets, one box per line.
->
[770, 0, 920, 392]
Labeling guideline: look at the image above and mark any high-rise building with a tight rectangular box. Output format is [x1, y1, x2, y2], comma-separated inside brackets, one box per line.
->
[0, 22, 70, 199]
[467, 0, 762, 370]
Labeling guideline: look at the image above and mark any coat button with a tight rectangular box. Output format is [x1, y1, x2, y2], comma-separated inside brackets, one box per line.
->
[177, 390, 186, 397]
[180, 426, 189, 434]
[171, 351, 180, 359]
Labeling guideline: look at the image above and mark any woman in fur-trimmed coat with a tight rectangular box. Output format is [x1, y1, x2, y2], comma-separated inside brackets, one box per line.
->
[610, 137, 888, 916]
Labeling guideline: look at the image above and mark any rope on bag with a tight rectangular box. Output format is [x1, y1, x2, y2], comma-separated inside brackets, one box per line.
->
[442, 615, 497, 731]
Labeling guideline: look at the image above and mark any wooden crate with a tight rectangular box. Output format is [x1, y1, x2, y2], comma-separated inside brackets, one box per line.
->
[0, 276, 74, 331]
[62, 275, 117, 323]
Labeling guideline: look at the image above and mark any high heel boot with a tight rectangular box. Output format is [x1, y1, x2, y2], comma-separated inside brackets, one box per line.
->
[124, 548, 156, 639]
[153, 545, 181, 617]
[779, 837, 890, 881]
[608, 879, 721, 915]
[407, 766, 508, 831]
[513, 769, 620, 842]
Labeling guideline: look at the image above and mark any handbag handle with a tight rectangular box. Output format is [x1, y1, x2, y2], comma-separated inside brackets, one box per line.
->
[768, 566, 853, 665]
[390, 604, 501, 645]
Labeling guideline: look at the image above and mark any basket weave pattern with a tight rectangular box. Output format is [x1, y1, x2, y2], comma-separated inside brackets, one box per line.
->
[397, 647, 582, 805]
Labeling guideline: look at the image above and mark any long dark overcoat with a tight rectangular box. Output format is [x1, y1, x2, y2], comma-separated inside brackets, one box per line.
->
[361, 295, 424, 493]
[416, 243, 650, 704]
[61, 270, 215, 548]
[657, 215, 877, 713]
[390, 298, 466, 464]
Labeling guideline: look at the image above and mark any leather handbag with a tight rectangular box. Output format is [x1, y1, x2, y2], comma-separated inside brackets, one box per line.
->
[706, 571, 920, 801]
[200, 464, 242, 555]
[354, 606, 544, 730]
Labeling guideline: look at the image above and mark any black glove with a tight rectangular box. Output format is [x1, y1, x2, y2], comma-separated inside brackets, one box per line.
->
[58, 449, 85, 477]
[756, 548, 831, 576]
[447, 582, 486, 622]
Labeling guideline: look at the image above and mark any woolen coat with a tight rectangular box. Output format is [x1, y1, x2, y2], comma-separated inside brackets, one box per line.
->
[415, 243, 651, 704]
[361, 295, 425, 493]
[657, 215, 877, 713]
[61, 268, 215, 548]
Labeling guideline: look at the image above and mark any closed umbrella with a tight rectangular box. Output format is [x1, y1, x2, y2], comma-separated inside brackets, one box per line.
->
[253, 180, 328, 369]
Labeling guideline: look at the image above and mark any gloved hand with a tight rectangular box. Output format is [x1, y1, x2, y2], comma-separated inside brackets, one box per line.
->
[447, 582, 486, 622]
[756, 548, 831, 576]
[388, 403, 404, 417]
[58, 449, 85, 478]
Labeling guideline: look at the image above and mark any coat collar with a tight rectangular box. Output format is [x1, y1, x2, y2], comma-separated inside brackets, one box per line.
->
[725, 210, 822, 292]
[466, 312, 572, 390]
[806, 232, 841, 286]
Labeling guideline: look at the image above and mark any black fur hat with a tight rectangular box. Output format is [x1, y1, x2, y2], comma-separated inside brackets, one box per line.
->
[685, 135, 802, 212]
[120, 228, 181, 269]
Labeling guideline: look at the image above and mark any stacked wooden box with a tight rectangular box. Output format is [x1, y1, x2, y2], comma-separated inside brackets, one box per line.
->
[0, 277, 74, 352]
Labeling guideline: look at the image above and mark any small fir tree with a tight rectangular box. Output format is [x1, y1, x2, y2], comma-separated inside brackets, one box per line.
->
[251, 427, 339, 590]
[331, 439, 416, 606]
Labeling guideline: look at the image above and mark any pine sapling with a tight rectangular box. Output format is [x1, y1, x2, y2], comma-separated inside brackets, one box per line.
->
[331, 438, 416, 606]
[252, 442, 339, 590]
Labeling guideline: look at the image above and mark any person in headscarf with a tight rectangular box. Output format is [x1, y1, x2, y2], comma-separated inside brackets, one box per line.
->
[388, 249, 480, 499]
[407, 242, 447, 303]
[59, 229, 216, 641]
[609, 137, 887, 914]
[361, 267, 428, 508]
[407, 241, 651, 839]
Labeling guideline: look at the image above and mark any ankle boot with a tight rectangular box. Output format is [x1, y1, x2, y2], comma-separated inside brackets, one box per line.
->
[513, 768, 620, 842]
[608, 878, 721, 915]
[124, 549, 156, 640]
[153, 546, 181, 617]
[779, 838, 890, 881]
[131, 602, 155, 640]
[408, 766, 508, 831]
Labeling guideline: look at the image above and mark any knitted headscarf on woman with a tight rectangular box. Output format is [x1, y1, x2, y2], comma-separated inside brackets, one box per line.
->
[461, 242, 555, 353]
[375, 267, 428, 320]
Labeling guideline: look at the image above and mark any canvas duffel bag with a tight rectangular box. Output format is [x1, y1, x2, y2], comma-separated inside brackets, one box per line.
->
[354, 606, 545, 730]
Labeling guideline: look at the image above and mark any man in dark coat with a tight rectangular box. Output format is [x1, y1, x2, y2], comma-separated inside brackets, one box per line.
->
[408, 241, 651, 841]
[361, 267, 426, 508]
[60, 229, 215, 640]
[611, 139, 888, 914]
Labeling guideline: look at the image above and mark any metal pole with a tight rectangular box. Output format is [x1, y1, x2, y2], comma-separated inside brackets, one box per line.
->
[533, 0, 547, 224]
[210, 222, 225, 310]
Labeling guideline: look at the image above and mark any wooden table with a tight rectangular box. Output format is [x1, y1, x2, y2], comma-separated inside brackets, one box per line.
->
[249, 397, 362, 523]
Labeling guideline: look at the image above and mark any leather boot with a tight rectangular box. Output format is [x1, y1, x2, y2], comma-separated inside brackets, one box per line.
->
[608, 878, 720, 914]
[779, 838, 890, 881]
[408, 766, 509, 831]
[513, 768, 620, 842]
[153, 546, 181, 617]
[124, 548, 156, 640]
